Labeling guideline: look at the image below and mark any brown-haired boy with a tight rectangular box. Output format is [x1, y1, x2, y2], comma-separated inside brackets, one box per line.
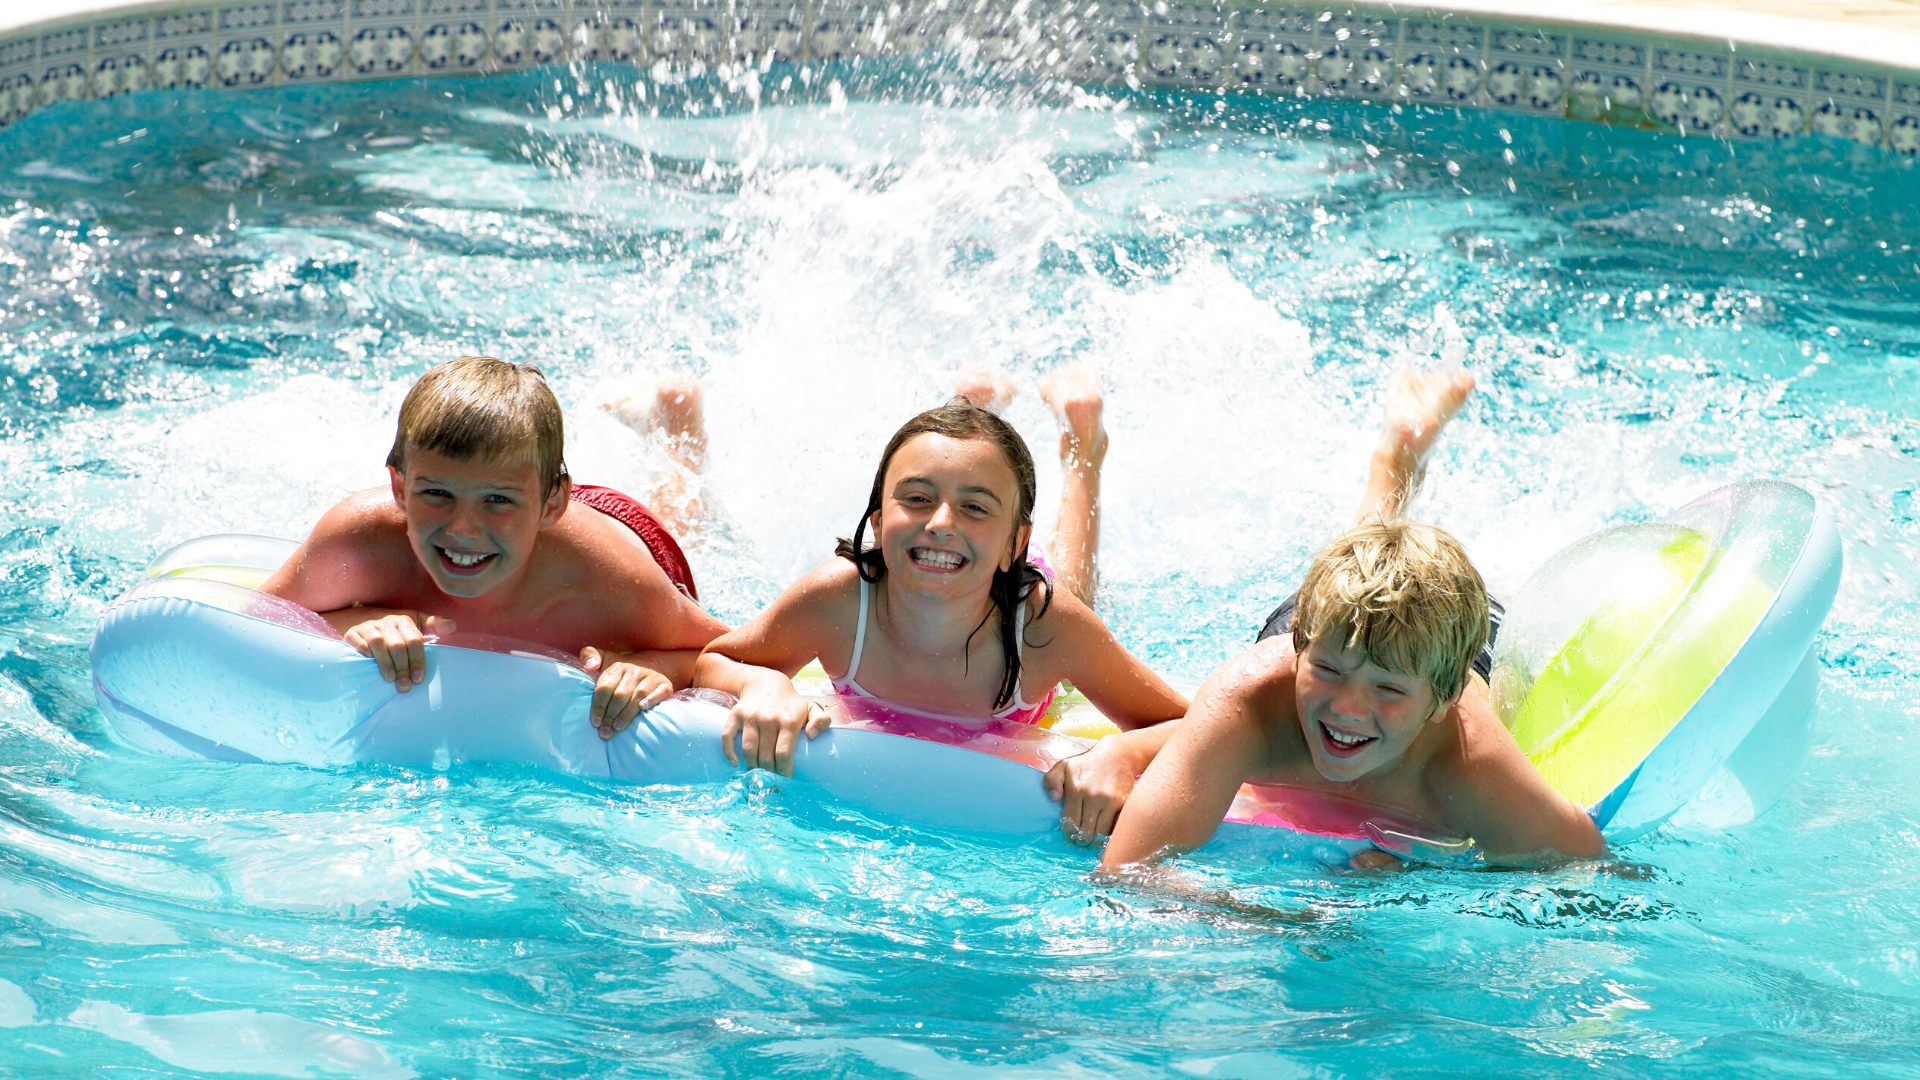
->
[1049, 371, 1603, 866]
[261, 356, 726, 738]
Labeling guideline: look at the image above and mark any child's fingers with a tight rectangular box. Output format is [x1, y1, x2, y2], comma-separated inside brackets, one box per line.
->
[591, 669, 616, 727]
[1060, 791, 1087, 841]
[740, 719, 764, 770]
[400, 621, 426, 688]
[1041, 761, 1067, 802]
[579, 646, 604, 673]
[637, 674, 671, 712]
[720, 711, 743, 767]
[773, 722, 799, 778]
[611, 667, 645, 731]
[1094, 805, 1118, 839]
[803, 703, 832, 739]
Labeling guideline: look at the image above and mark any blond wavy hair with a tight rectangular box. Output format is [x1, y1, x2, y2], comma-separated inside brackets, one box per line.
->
[1291, 516, 1488, 704]
[386, 356, 568, 498]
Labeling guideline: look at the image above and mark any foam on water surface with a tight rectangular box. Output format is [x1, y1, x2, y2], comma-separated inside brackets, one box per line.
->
[0, 66, 1918, 1076]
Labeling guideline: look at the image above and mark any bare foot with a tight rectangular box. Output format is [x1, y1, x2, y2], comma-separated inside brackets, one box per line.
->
[955, 369, 1017, 413]
[1358, 368, 1473, 521]
[1039, 365, 1108, 607]
[603, 374, 708, 465]
[1379, 368, 1473, 465]
[602, 374, 707, 534]
[1039, 364, 1109, 475]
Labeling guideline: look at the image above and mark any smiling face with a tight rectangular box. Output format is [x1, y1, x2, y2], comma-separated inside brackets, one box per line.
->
[872, 433, 1030, 600]
[389, 447, 568, 599]
[1294, 635, 1450, 783]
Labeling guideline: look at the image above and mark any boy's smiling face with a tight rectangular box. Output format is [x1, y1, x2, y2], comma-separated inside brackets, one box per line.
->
[1294, 635, 1448, 783]
[390, 447, 568, 599]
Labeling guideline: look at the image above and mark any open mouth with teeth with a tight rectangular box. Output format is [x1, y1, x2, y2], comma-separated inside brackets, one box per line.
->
[907, 547, 968, 573]
[436, 546, 498, 575]
[1319, 721, 1378, 758]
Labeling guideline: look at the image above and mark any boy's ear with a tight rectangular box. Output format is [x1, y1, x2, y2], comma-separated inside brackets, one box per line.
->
[388, 466, 406, 505]
[538, 476, 573, 529]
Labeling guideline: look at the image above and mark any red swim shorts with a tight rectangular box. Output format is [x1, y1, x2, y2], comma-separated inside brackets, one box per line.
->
[569, 484, 697, 600]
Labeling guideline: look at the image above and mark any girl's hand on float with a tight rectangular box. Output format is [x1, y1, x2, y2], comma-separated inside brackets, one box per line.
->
[580, 648, 673, 740]
[1044, 739, 1142, 843]
[721, 689, 832, 777]
[346, 613, 454, 692]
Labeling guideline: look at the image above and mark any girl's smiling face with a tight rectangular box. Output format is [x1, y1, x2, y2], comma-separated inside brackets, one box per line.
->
[873, 433, 1029, 600]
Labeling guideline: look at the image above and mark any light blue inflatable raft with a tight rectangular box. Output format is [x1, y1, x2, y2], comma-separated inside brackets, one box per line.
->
[89, 480, 1841, 861]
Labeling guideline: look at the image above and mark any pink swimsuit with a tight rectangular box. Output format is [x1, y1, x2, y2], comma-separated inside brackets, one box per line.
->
[830, 573, 1056, 726]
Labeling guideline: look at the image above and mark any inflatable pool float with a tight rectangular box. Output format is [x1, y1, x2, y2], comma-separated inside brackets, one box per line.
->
[1489, 479, 1840, 839]
[90, 480, 1839, 863]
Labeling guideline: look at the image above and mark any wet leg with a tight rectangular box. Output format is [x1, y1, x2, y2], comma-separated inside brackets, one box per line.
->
[603, 374, 708, 537]
[1039, 365, 1109, 608]
[955, 369, 1016, 413]
[1358, 369, 1474, 522]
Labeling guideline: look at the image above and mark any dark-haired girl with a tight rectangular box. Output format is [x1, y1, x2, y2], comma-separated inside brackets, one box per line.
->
[691, 388, 1188, 837]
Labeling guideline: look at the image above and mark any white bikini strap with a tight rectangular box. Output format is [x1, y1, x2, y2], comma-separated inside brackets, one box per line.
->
[845, 575, 871, 686]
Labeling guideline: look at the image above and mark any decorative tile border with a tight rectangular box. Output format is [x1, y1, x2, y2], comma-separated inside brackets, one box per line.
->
[1, 0, 1916, 154]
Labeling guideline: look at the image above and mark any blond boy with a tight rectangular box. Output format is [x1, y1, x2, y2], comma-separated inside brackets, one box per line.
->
[1100, 517, 1605, 869]
[260, 356, 726, 736]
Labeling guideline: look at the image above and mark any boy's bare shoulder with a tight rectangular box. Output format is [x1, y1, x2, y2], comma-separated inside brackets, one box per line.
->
[260, 488, 415, 604]
[1428, 677, 1524, 775]
[316, 487, 409, 534]
[1232, 636, 1302, 700]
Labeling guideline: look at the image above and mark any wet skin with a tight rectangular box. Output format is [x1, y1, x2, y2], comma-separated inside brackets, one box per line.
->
[260, 448, 726, 734]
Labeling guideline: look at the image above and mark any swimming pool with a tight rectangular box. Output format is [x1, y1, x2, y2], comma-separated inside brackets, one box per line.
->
[2, 60, 1918, 1076]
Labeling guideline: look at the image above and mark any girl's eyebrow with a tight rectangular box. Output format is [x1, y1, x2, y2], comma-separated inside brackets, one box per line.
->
[957, 485, 1004, 505]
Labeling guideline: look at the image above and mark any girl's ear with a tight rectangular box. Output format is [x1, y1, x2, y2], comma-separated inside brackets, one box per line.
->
[1001, 523, 1032, 573]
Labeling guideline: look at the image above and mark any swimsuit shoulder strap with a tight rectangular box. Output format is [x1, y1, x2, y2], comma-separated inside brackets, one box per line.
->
[844, 574, 871, 687]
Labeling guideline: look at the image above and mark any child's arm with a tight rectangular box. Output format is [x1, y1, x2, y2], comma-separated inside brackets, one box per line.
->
[260, 496, 442, 690]
[584, 558, 732, 739]
[1430, 683, 1606, 862]
[691, 561, 850, 776]
[1043, 720, 1181, 841]
[1026, 590, 1189, 837]
[1033, 591, 1188, 728]
[1100, 648, 1287, 871]
[579, 645, 710, 740]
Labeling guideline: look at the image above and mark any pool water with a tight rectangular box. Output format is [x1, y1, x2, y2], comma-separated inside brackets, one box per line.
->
[2, 61, 1919, 1077]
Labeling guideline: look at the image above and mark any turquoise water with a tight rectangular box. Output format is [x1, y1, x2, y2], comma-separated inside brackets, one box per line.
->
[2, 62, 1919, 1076]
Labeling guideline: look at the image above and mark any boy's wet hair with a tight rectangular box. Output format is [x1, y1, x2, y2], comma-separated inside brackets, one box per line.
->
[835, 400, 1053, 712]
[1293, 516, 1488, 706]
[386, 356, 568, 498]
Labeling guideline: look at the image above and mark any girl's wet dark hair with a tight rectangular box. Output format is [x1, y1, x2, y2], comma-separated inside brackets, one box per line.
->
[835, 400, 1054, 711]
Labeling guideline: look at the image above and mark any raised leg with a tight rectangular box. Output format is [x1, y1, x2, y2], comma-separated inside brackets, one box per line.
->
[603, 374, 708, 537]
[1358, 369, 1474, 523]
[955, 369, 1016, 413]
[1039, 365, 1108, 609]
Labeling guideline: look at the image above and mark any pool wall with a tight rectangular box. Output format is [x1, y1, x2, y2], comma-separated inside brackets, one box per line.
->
[2, 0, 1919, 154]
